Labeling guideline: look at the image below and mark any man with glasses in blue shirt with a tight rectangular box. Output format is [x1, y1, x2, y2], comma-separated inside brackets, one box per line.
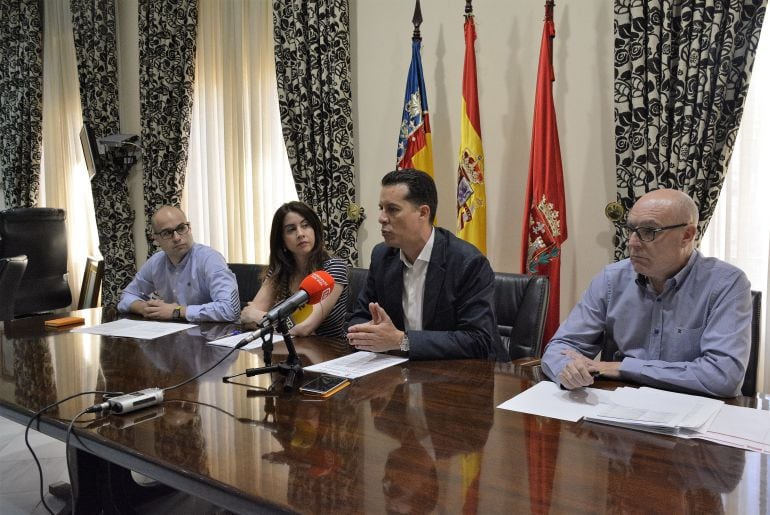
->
[118, 206, 240, 322]
[541, 189, 752, 397]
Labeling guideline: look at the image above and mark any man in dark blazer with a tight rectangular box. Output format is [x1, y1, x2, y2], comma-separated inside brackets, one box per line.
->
[347, 169, 505, 360]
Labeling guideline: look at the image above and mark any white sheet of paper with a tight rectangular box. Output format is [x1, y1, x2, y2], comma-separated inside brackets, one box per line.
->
[496, 381, 615, 422]
[703, 403, 770, 446]
[207, 332, 284, 351]
[304, 351, 407, 379]
[72, 319, 196, 339]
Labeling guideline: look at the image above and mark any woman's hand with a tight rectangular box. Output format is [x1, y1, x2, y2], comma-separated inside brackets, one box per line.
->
[240, 303, 266, 325]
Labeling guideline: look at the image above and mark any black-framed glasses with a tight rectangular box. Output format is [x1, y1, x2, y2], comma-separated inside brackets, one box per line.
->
[621, 223, 688, 242]
[154, 222, 190, 240]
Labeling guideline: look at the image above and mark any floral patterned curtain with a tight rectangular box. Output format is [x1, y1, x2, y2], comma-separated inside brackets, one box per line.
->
[272, 0, 363, 265]
[71, 0, 136, 308]
[138, 0, 197, 255]
[613, 0, 766, 259]
[0, 0, 43, 207]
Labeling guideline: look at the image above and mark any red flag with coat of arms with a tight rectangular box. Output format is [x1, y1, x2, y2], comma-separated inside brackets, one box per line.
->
[521, 1, 567, 349]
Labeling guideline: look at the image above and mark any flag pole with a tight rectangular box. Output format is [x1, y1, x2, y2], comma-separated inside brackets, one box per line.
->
[465, 0, 473, 16]
[412, 0, 423, 40]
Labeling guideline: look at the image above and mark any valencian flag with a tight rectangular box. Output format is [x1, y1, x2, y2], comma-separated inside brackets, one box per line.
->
[521, 0, 567, 348]
[396, 10, 434, 177]
[456, 12, 487, 254]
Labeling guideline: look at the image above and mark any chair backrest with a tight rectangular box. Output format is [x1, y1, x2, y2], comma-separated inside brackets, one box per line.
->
[0, 255, 28, 320]
[346, 267, 369, 319]
[493, 272, 550, 359]
[742, 290, 762, 397]
[228, 263, 267, 308]
[0, 208, 72, 316]
[78, 256, 104, 309]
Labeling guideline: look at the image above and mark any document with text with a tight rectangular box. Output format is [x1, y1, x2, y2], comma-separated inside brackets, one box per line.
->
[585, 386, 723, 436]
[304, 351, 408, 379]
[498, 381, 769, 454]
[72, 319, 196, 339]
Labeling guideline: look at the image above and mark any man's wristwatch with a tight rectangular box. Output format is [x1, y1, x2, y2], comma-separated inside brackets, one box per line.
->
[399, 332, 410, 352]
[172, 305, 183, 320]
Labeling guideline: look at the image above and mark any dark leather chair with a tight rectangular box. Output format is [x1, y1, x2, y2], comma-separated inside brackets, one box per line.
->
[494, 272, 550, 359]
[0, 255, 28, 320]
[228, 263, 267, 308]
[0, 208, 72, 316]
[346, 267, 369, 321]
[742, 291, 762, 397]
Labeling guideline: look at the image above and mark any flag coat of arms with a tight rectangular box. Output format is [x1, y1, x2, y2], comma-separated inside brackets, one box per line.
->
[396, 39, 434, 177]
[521, 3, 567, 348]
[456, 15, 487, 254]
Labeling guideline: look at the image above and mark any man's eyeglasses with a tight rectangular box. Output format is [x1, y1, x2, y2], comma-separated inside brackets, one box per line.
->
[620, 223, 688, 242]
[154, 222, 190, 240]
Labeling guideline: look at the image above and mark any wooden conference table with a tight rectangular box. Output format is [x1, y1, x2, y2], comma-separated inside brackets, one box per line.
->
[0, 308, 767, 514]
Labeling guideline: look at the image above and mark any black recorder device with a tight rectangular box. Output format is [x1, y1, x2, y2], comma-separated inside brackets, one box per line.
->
[108, 388, 164, 414]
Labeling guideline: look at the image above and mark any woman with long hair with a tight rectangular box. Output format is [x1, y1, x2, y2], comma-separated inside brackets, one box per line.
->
[241, 201, 348, 338]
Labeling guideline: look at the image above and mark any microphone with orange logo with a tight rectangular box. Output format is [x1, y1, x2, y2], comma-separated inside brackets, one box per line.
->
[235, 271, 335, 350]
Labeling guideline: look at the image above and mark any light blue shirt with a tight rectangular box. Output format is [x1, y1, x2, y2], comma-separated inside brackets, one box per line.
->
[541, 251, 752, 397]
[118, 243, 240, 322]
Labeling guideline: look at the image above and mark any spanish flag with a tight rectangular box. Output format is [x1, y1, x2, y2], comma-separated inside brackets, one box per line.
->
[456, 13, 487, 254]
[396, 38, 434, 177]
[521, 1, 567, 348]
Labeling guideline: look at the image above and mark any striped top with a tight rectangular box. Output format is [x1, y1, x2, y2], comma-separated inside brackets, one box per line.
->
[313, 258, 349, 338]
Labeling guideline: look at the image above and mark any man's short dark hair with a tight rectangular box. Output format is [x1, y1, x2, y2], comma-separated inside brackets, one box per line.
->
[381, 169, 437, 223]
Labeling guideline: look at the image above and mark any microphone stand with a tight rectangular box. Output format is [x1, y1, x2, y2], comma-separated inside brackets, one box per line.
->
[240, 317, 303, 393]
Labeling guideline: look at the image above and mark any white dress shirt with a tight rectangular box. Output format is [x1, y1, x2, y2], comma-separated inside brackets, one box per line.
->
[400, 228, 435, 331]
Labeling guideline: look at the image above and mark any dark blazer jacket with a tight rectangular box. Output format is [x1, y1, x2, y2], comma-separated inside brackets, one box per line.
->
[349, 227, 505, 360]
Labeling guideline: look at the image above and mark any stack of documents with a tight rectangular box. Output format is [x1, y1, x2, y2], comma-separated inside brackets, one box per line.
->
[498, 381, 770, 454]
[584, 387, 723, 437]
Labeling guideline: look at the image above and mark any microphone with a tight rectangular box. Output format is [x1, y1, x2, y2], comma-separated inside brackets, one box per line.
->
[262, 270, 335, 324]
[235, 324, 274, 349]
[235, 271, 335, 349]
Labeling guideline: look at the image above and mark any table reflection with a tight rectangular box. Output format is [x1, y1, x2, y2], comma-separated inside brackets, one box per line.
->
[93, 327, 240, 477]
[262, 392, 364, 513]
[572, 421, 746, 514]
[372, 362, 495, 514]
[11, 338, 59, 417]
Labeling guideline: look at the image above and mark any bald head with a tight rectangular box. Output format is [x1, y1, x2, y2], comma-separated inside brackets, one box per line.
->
[634, 189, 699, 226]
[151, 206, 187, 232]
[151, 206, 193, 264]
[627, 189, 699, 292]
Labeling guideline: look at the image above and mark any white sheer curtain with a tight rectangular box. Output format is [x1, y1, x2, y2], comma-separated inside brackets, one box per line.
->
[39, 0, 102, 305]
[700, 22, 770, 395]
[184, 0, 296, 265]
